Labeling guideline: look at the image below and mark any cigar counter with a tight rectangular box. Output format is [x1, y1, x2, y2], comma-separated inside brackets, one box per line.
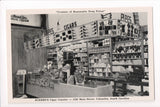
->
[24, 17, 149, 98]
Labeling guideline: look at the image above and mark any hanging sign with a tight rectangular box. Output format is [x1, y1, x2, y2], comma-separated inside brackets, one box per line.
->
[11, 14, 41, 27]
[101, 13, 112, 19]
[11, 15, 29, 22]
[64, 21, 77, 30]
[121, 13, 132, 23]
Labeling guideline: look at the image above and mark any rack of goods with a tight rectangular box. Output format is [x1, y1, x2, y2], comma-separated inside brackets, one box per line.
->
[111, 37, 145, 85]
[142, 25, 149, 80]
[87, 37, 111, 77]
[143, 38, 148, 79]
[47, 47, 58, 69]
[72, 43, 88, 75]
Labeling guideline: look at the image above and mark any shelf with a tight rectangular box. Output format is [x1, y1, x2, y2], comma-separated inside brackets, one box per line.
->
[74, 56, 87, 58]
[63, 59, 73, 61]
[47, 53, 57, 55]
[85, 76, 114, 81]
[88, 45, 110, 50]
[47, 55, 57, 58]
[112, 58, 141, 60]
[47, 57, 57, 60]
[89, 67, 106, 68]
[111, 35, 140, 39]
[86, 36, 111, 42]
[112, 64, 142, 66]
[113, 46, 141, 49]
[113, 39, 141, 45]
[74, 65, 88, 67]
[72, 47, 87, 49]
[47, 36, 112, 48]
[112, 52, 141, 55]
[73, 51, 87, 53]
[89, 51, 110, 54]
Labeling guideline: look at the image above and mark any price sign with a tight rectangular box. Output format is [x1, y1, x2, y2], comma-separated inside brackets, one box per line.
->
[64, 22, 77, 30]
[101, 13, 112, 19]
[121, 13, 132, 23]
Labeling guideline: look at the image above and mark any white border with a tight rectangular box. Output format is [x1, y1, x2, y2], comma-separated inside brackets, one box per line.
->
[1, 0, 160, 107]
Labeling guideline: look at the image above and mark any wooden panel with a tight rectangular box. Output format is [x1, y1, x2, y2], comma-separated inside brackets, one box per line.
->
[12, 32, 27, 97]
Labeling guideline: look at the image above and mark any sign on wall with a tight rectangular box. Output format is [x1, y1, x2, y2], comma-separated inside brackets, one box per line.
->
[121, 13, 132, 23]
[11, 14, 41, 27]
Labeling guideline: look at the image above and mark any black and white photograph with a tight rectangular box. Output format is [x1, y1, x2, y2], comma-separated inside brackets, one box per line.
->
[7, 7, 154, 102]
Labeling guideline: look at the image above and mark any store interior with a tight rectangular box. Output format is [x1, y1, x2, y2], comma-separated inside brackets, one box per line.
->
[11, 13, 149, 98]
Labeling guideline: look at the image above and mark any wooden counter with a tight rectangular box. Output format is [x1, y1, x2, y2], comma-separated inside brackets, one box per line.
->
[26, 83, 112, 98]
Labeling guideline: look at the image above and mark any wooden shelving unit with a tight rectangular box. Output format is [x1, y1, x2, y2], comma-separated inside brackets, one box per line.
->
[87, 37, 111, 77]
[46, 47, 58, 69]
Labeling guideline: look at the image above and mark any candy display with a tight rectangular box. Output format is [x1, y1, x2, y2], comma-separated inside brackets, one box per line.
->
[27, 62, 61, 88]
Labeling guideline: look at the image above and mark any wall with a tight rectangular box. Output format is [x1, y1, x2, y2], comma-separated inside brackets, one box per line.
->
[11, 25, 47, 97]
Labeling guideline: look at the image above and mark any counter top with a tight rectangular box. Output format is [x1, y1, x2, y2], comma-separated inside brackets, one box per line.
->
[26, 83, 112, 98]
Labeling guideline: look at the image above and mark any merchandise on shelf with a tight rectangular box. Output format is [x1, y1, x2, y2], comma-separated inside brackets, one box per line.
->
[47, 47, 58, 70]
[113, 41, 141, 54]
[112, 60, 142, 65]
[88, 38, 111, 54]
[89, 53, 111, 77]
[88, 37, 111, 77]
[143, 37, 148, 45]
[112, 65, 133, 73]
[98, 19, 121, 36]
[112, 40, 142, 70]
[143, 37, 149, 79]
